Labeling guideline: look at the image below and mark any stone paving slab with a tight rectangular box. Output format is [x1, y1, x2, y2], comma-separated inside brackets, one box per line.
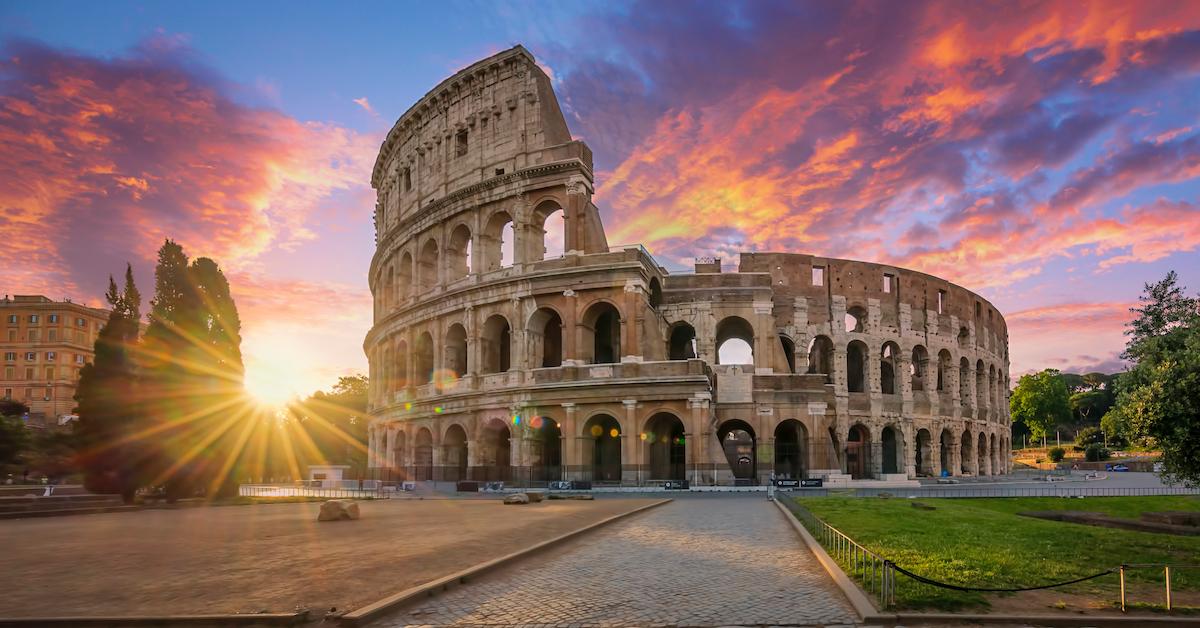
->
[375, 496, 857, 627]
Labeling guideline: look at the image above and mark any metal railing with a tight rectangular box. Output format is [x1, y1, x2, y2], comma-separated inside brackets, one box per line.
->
[793, 485, 1200, 498]
[238, 483, 390, 499]
[790, 502, 896, 608]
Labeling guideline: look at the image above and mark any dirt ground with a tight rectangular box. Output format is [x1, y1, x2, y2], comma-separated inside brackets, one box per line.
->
[984, 584, 1200, 616]
[0, 497, 658, 618]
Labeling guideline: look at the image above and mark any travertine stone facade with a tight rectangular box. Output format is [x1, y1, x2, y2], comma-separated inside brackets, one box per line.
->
[364, 47, 1011, 485]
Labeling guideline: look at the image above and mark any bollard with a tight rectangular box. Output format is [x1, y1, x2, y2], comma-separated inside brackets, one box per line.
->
[1165, 565, 1171, 611]
[1119, 564, 1126, 612]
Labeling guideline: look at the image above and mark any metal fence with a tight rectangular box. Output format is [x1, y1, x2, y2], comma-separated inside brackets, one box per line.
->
[238, 483, 390, 499]
[794, 485, 1200, 499]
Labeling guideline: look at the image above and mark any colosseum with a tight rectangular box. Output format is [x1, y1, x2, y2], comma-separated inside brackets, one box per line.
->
[364, 46, 1011, 487]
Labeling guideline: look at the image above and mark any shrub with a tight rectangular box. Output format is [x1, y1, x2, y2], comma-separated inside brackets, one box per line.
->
[1075, 426, 1103, 448]
[1085, 443, 1111, 462]
[1048, 447, 1066, 463]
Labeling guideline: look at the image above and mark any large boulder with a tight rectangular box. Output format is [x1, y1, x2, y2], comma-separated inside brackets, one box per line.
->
[526, 491, 545, 503]
[503, 493, 530, 505]
[318, 499, 360, 521]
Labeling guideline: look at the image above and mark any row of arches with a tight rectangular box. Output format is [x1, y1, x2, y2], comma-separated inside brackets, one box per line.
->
[377, 204, 566, 312]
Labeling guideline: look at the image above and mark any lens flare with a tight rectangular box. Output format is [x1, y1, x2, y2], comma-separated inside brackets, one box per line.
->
[609, 428, 620, 438]
[590, 424, 603, 437]
[431, 368, 459, 391]
[434, 406, 444, 414]
[530, 415, 544, 429]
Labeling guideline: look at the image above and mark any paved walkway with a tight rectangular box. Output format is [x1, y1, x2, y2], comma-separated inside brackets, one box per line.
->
[375, 496, 857, 627]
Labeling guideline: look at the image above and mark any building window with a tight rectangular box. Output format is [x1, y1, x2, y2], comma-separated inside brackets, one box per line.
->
[48, 329, 56, 342]
[49, 314, 59, 323]
[24, 368, 33, 380]
[6, 315, 15, 324]
[75, 354, 85, 365]
[883, 273, 895, 293]
[4, 367, 12, 380]
[6, 330, 13, 342]
[45, 367, 54, 380]
[3, 352, 14, 362]
[46, 352, 56, 361]
[77, 317, 86, 327]
[3, 389, 10, 400]
[975, 301, 982, 317]
[27, 330, 38, 342]
[24, 352, 35, 361]
[455, 130, 468, 157]
[812, 266, 824, 286]
[937, 290, 946, 314]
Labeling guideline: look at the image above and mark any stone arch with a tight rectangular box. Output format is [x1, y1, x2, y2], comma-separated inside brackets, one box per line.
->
[481, 314, 512, 373]
[807, 335, 834, 383]
[845, 305, 867, 333]
[446, 223, 472, 281]
[774, 419, 808, 479]
[534, 200, 565, 260]
[648, 277, 663, 309]
[988, 364, 997, 415]
[989, 433, 998, 476]
[398, 251, 413, 302]
[959, 357, 971, 406]
[391, 429, 407, 472]
[958, 325, 970, 348]
[846, 340, 868, 393]
[881, 424, 904, 475]
[939, 428, 953, 476]
[960, 428, 973, 474]
[978, 431, 989, 476]
[527, 307, 563, 368]
[668, 322, 697, 360]
[937, 349, 952, 392]
[418, 238, 439, 292]
[718, 419, 757, 481]
[384, 265, 395, 311]
[414, 426, 434, 481]
[779, 334, 797, 373]
[481, 210, 515, 271]
[881, 341, 900, 395]
[582, 414, 622, 483]
[911, 345, 929, 392]
[846, 423, 871, 479]
[581, 300, 621, 364]
[395, 340, 409, 390]
[415, 332, 435, 384]
[976, 359, 987, 412]
[443, 423, 468, 481]
[480, 418, 512, 481]
[444, 323, 468, 378]
[915, 428, 933, 476]
[644, 412, 686, 481]
[530, 415, 562, 483]
[715, 316, 755, 365]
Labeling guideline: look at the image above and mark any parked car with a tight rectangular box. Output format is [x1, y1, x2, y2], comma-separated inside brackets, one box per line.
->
[1105, 463, 1129, 472]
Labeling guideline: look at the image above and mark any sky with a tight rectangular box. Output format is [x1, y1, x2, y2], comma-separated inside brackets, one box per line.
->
[2, 1, 1199, 401]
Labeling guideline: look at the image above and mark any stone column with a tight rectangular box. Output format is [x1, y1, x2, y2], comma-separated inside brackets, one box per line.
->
[564, 177, 589, 254]
[904, 426, 917, 478]
[752, 300, 776, 373]
[950, 431, 962, 476]
[562, 290, 578, 365]
[561, 403, 579, 480]
[622, 399, 639, 484]
[622, 282, 642, 361]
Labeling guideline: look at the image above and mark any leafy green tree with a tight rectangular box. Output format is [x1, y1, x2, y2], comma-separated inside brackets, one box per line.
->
[1048, 447, 1065, 463]
[1084, 443, 1111, 462]
[1074, 426, 1104, 448]
[1010, 369, 1072, 444]
[1070, 389, 1114, 424]
[0, 406, 30, 466]
[1108, 271, 1200, 485]
[74, 267, 142, 500]
[298, 375, 369, 471]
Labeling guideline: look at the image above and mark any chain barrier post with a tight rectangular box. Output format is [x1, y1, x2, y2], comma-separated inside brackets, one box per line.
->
[1165, 565, 1171, 611]
[1119, 564, 1126, 612]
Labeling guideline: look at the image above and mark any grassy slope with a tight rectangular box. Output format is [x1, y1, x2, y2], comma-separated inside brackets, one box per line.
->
[792, 496, 1200, 610]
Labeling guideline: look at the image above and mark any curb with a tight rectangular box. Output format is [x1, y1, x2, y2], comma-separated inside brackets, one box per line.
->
[0, 610, 309, 627]
[337, 498, 672, 627]
[774, 498, 1197, 627]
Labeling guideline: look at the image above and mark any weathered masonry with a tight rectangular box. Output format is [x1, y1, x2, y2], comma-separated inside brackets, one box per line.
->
[364, 46, 1011, 486]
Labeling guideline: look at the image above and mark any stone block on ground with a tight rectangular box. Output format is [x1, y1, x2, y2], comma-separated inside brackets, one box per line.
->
[503, 493, 529, 505]
[526, 491, 545, 503]
[318, 499, 360, 521]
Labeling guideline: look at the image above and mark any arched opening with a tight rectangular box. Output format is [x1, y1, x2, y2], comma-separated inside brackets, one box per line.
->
[827, 427, 843, 471]
[960, 429, 973, 474]
[718, 420, 757, 482]
[447, 224, 472, 281]
[482, 315, 512, 373]
[846, 424, 871, 479]
[668, 322, 697, 360]
[527, 308, 563, 368]
[939, 429, 953, 476]
[414, 427, 433, 481]
[443, 424, 468, 481]
[959, 357, 970, 406]
[847, 340, 868, 392]
[881, 425, 903, 474]
[975, 359, 987, 410]
[937, 349, 952, 392]
[881, 342, 899, 395]
[398, 252, 413, 302]
[415, 332, 434, 384]
[536, 203, 565, 260]
[958, 326, 970, 348]
[989, 433, 998, 476]
[988, 364, 997, 413]
[779, 335, 797, 373]
[774, 420, 807, 479]
[807, 335, 834, 383]
[845, 305, 867, 333]
[644, 413, 686, 481]
[530, 415, 562, 483]
[978, 433, 989, 476]
[418, 238, 439, 292]
[582, 302, 621, 364]
[911, 345, 929, 392]
[915, 428, 933, 476]
[481, 419, 512, 482]
[384, 266, 394, 311]
[583, 415, 622, 483]
[391, 430, 406, 475]
[394, 340, 409, 391]
[715, 316, 755, 365]
[648, 277, 663, 308]
[482, 211, 515, 272]
[444, 324, 467, 378]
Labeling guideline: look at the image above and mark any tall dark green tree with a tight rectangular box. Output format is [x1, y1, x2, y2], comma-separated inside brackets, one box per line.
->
[74, 266, 142, 500]
[1010, 369, 1072, 444]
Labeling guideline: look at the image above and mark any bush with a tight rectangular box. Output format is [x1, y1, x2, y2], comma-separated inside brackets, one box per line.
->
[1075, 426, 1103, 448]
[1048, 447, 1066, 462]
[1085, 443, 1111, 462]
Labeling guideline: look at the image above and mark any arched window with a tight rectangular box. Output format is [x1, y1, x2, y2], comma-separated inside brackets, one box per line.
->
[445, 324, 468, 377]
[975, 359, 986, 408]
[527, 308, 563, 368]
[644, 413, 686, 481]
[715, 316, 754, 365]
[807, 335, 834, 383]
[414, 427, 434, 481]
[537, 202, 565, 260]
[415, 332, 434, 384]
[447, 224, 472, 281]
[443, 424, 468, 481]
[583, 414, 622, 483]
[482, 315, 511, 373]
[398, 252, 413, 302]
[847, 340, 868, 392]
[395, 340, 409, 390]
[648, 277, 663, 308]
[779, 335, 797, 373]
[959, 357, 970, 406]
[845, 306, 867, 333]
[668, 323, 697, 360]
[418, 239, 439, 291]
[881, 342, 899, 395]
[937, 349, 952, 392]
[384, 266, 394, 311]
[482, 211, 515, 272]
[582, 302, 621, 364]
[911, 345, 929, 392]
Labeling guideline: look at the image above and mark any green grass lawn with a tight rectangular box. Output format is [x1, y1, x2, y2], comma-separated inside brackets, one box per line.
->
[789, 495, 1200, 611]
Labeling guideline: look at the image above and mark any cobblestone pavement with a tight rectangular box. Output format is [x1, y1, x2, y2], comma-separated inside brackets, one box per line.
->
[375, 496, 858, 627]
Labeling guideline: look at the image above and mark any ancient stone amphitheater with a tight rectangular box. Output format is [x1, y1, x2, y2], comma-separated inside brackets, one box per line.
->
[365, 46, 1010, 487]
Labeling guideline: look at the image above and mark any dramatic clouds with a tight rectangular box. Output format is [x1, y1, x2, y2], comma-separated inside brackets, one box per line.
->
[0, 37, 377, 396]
